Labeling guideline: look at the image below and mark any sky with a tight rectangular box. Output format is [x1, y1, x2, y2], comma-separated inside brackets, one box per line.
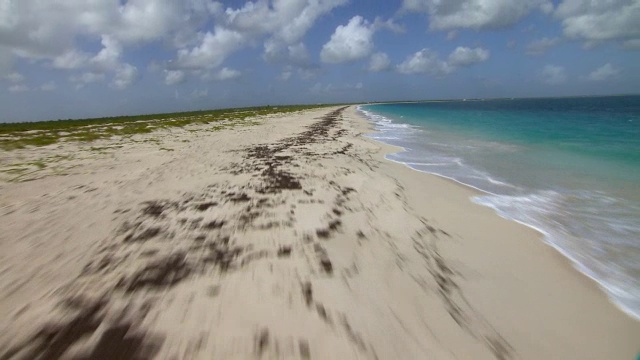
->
[1, 0, 639, 122]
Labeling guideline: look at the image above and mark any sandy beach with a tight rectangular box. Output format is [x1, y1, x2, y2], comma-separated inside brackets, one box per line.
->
[0, 106, 638, 359]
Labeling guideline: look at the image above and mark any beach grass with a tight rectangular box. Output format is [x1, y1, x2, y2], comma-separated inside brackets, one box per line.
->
[0, 105, 327, 151]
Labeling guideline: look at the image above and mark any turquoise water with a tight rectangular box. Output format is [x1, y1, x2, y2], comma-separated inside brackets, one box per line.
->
[360, 96, 640, 320]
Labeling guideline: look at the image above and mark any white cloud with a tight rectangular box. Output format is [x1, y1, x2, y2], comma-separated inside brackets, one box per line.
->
[70, 72, 106, 89]
[199, 67, 243, 81]
[219, 0, 347, 66]
[368, 52, 391, 72]
[321, 16, 376, 64]
[0, 0, 216, 62]
[164, 70, 186, 85]
[215, 67, 242, 80]
[309, 81, 364, 94]
[50, 35, 135, 88]
[4, 72, 24, 83]
[219, 0, 346, 44]
[1, 0, 350, 89]
[265, 41, 312, 67]
[0, 48, 13, 76]
[540, 64, 567, 84]
[287, 43, 311, 66]
[91, 36, 123, 71]
[40, 82, 56, 91]
[623, 39, 640, 49]
[112, 64, 138, 89]
[113, 0, 198, 44]
[9, 84, 29, 93]
[397, 49, 453, 76]
[402, 0, 550, 30]
[398, 46, 489, 76]
[587, 63, 620, 81]
[373, 17, 405, 33]
[52, 50, 91, 70]
[298, 68, 320, 80]
[555, 0, 640, 45]
[448, 47, 490, 66]
[525, 37, 561, 55]
[189, 88, 208, 100]
[175, 27, 246, 70]
[540, 2, 555, 14]
[280, 70, 293, 81]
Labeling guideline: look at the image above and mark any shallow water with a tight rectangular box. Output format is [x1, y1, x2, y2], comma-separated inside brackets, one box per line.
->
[360, 96, 640, 320]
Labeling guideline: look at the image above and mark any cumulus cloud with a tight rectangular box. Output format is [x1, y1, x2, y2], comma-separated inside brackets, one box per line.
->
[264, 41, 312, 67]
[555, 0, 640, 45]
[285, 43, 311, 66]
[0, 0, 215, 62]
[175, 27, 246, 70]
[214, 67, 242, 81]
[189, 88, 209, 100]
[623, 39, 640, 49]
[52, 50, 91, 70]
[1, 0, 347, 89]
[69, 72, 106, 89]
[164, 70, 186, 85]
[40, 82, 57, 91]
[397, 46, 489, 76]
[177, 0, 344, 71]
[540, 64, 567, 84]
[448, 47, 490, 66]
[48, 35, 137, 89]
[397, 49, 453, 76]
[112, 64, 138, 89]
[368, 52, 391, 72]
[219, 0, 347, 66]
[525, 37, 561, 55]
[401, 0, 551, 30]
[9, 84, 29, 93]
[586, 63, 620, 81]
[321, 16, 376, 64]
[372, 17, 405, 34]
[219, 0, 347, 44]
[310, 82, 364, 94]
[280, 70, 293, 81]
[91, 36, 123, 72]
[4, 72, 24, 83]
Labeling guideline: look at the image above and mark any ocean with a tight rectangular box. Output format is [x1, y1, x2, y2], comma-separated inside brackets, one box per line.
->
[359, 96, 640, 320]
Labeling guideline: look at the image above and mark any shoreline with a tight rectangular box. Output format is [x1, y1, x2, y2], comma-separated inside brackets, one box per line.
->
[349, 105, 640, 358]
[1, 106, 638, 359]
[356, 104, 640, 323]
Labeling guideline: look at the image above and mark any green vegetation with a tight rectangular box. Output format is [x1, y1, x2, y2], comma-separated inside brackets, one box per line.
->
[0, 105, 328, 151]
[0, 154, 74, 182]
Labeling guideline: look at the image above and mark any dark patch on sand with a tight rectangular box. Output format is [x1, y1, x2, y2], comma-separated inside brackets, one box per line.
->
[117, 253, 192, 293]
[194, 202, 217, 211]
[277, 245, 292, 257]
[0, 297, 163, 360]
[302, 281, 313, 307]
[255, 328, 270, 356]
[203, 219, 225, 230]
[299, 339, 310, 360]
[123, 226, 162, 243]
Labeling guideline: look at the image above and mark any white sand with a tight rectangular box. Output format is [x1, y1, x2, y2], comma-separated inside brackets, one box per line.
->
[0, 106, 638, 359]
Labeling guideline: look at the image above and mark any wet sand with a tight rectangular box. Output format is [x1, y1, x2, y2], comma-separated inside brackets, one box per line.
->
[0, 106, 638, 359]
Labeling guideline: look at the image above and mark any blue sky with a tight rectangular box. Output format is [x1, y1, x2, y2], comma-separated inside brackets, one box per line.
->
[1, 0, 639, 122]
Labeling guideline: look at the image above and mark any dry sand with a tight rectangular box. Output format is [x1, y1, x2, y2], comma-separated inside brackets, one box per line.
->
[0, 106, 638, 359]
